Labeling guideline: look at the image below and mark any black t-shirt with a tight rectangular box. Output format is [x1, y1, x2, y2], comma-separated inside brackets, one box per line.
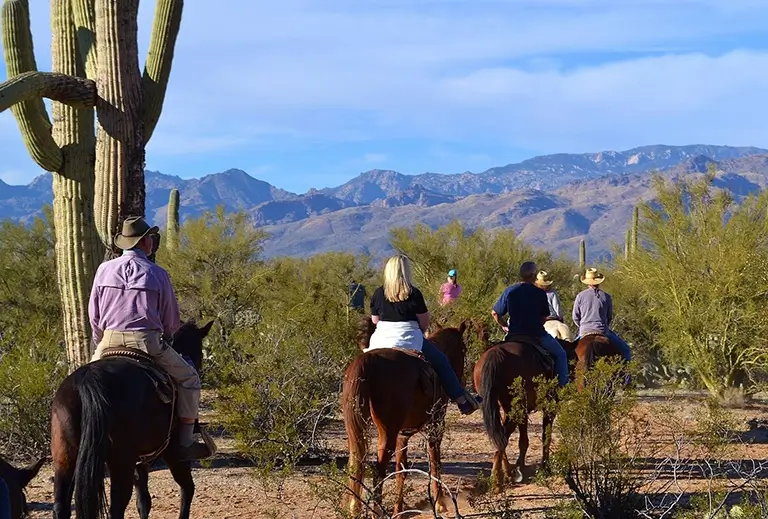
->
[492, 282, 549, 336]
[370, 286, 428, 322]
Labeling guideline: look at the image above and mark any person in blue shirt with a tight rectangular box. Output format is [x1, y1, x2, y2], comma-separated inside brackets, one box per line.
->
[491, 261, 570, 387]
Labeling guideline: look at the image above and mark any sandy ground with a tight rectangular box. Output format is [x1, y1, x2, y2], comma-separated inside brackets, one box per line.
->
[22, 390, 768, 519]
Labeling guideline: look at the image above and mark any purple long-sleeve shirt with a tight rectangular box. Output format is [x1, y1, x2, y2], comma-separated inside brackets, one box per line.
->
[572, 286, 613, 337]
[88, 249, 181, 346]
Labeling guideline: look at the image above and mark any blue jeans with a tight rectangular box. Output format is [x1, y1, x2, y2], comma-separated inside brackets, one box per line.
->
[606, 330, 632, 362]
[421, 339, 465, 400]
[0, 477, 11, 519]
[538, 334, 570, 387]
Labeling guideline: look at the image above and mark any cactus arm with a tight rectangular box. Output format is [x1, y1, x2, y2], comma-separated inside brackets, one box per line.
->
[141, 0, 183, 142]
[71, 0, 97, 79]
[0, 71, 96, 111]
[2, 0, 62, 171]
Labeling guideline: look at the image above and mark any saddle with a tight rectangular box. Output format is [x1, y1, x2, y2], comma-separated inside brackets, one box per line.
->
[505, 333, 555, 376]
[100, 346, 177, 462]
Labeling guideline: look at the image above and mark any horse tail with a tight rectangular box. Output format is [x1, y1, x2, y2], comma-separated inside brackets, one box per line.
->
[479, 347, 508, 452]
[341, 356, 371, 508]
[74, 370, 111, 519]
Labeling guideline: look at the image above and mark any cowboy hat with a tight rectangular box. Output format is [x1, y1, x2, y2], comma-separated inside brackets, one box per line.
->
[535, 270, 554, 286]
[580, 267, 606, 285]
[114, 216, 159, 250]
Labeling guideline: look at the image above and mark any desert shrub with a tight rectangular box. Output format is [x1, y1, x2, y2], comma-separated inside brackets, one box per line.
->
[544, 359, 646, 519]
[0, 210, 66, 460]
[213, 254, 369, 470]
[611, 172, 768, 398]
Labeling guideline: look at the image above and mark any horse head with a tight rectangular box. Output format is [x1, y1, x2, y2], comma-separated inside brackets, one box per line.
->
[0, 456, 45, 519]
[356, 315, 376, 351]
[172, 320, 215, 373]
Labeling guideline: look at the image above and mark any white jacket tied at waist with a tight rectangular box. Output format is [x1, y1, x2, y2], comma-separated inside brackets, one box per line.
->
[367, 320, 424, 352]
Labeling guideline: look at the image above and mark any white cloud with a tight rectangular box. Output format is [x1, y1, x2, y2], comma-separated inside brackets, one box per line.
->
[1, 0, 768, 182]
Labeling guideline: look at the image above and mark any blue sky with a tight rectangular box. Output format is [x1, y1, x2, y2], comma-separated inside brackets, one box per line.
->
[1, 0, 768, 193]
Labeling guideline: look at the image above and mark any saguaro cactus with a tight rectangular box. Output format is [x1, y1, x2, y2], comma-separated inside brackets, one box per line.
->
[166, 188, 180, 250]
[0, 0, 184, 366]
[630, 205, 639, 254]
[624, 229, 631, 260]
[579, 239, 586, 270]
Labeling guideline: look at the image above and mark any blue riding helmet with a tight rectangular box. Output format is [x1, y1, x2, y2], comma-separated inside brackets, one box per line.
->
[448, 269, 456, 277]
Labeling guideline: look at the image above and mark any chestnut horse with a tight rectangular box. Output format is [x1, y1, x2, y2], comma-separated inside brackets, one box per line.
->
[573, 332, 628, 390]
[50, 321, 213, 519]
[473, 331, 577, 493]
[342, 317, 471, 517]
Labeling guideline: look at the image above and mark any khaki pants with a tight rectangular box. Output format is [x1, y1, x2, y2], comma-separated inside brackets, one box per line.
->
[544, 320, 573, 342]
[91, 329, 201, 420]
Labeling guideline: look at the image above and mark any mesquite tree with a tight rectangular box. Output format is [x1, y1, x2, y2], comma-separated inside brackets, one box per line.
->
[0, 0, 183, 366]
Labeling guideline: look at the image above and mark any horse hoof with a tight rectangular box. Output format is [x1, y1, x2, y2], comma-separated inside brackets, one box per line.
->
[513, 468, 524, 484]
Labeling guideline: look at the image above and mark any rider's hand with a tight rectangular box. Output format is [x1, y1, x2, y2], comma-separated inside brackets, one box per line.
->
[501, 325, 509, 333]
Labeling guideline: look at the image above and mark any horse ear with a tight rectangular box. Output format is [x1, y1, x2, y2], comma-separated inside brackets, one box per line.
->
[458, 319, 469, 336]
[200, 320, 215, 338]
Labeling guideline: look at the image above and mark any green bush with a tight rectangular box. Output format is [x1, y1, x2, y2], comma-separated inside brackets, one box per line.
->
[0, 210, 66, 460]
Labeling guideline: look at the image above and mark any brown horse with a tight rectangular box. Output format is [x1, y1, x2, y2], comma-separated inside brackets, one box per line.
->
[473, 332, 577, 493]
[0, 456, 45, 519]
[342, 317, 471, 517]
[573, 333, 628, 390]
[50, 320, 213, 519]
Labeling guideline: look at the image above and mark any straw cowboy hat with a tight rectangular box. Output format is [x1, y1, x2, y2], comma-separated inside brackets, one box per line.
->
[580, 267, 606, 285]
[535, 270, 554, 287]
[114, 216, 159, 250]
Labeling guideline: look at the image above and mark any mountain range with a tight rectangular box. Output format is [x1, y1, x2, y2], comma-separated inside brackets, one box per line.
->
[2, 144, 768, 261]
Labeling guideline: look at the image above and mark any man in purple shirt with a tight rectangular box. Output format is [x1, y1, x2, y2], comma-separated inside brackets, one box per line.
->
[88, 216, 209, 461]
[572, 268, 632, 362]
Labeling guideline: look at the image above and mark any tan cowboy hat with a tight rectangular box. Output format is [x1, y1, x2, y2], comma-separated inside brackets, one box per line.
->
[114, 216, 159, 250]
[581, 267, 606, 285]
[535, 270, 554, 287]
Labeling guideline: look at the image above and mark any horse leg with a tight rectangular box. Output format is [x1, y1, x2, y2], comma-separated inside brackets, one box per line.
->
[134, 464, 151, 519]
[498, 413, 517, 488]
[371, 427, 397, 516]
[540, 411, 555, 474]
[427, 426, 449, 514]
[106, 460, 136, 519]
[512, 419, 529, 484]
[51, 411, 76, 519]
[392, 435, 409, 516]
[166, 460, 195, 519]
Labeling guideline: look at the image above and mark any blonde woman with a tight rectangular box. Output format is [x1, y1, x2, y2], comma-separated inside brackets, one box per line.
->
[369, 255, 481, 415]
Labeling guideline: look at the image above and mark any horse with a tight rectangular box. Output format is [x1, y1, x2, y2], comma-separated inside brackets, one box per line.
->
[572, 332, 628, 391]
[50, 320, 214, 519]
[0, 456, 45, 519]
[342, 317, 472, 517]
[473, 330, 577, 493]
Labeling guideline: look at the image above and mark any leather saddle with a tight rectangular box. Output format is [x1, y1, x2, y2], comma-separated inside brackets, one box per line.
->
[100, 346, 176, 406]
[505, 333, 555, 375]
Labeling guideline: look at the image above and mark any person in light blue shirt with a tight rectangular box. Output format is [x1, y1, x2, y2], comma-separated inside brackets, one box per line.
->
[572, 268, 632, 361]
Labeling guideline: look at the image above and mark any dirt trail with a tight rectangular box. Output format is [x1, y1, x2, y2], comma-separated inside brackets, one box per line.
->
[23, 392, 768, 518]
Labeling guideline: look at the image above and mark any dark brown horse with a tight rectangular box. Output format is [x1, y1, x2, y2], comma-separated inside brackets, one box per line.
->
[573, 333, 628, 390]
[50, 320, 214, 519]
[342, 317, 471, 517]
[0, 456, 45, 519]
[473, 332, 577, 493]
